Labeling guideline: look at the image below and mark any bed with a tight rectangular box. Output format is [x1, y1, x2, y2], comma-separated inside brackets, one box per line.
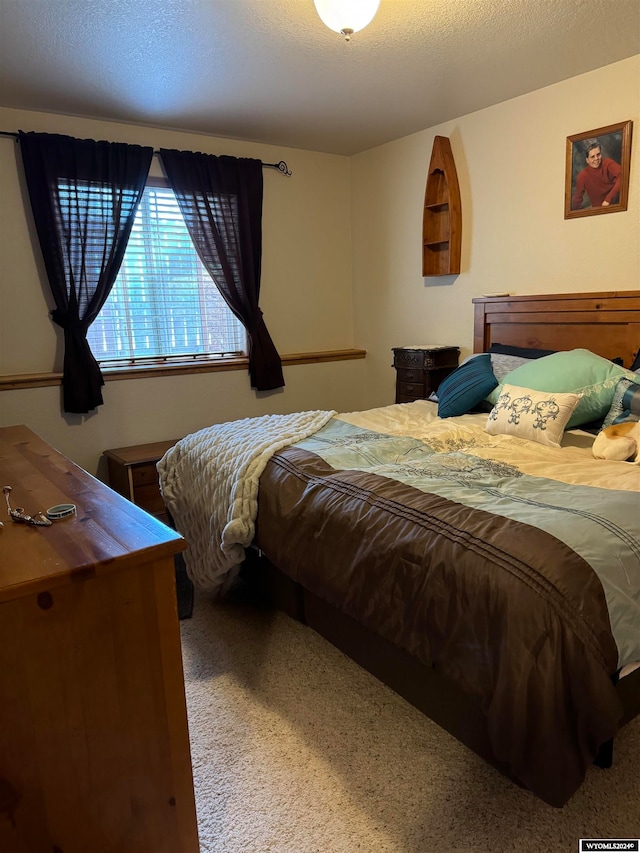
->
[158, 290, 640, 808]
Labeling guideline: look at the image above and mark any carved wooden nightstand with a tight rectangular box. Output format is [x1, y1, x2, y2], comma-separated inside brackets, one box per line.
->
[392, 346, 460, 403]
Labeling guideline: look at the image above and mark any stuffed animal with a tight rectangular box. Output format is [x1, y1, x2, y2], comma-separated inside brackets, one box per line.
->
[592, 421, 640, 463]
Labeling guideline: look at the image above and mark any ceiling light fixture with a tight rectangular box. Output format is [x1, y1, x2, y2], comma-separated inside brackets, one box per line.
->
[313, 0, 380, 41]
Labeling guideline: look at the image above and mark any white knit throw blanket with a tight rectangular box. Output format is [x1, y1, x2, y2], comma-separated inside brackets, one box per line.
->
[157, 410, 336, 596]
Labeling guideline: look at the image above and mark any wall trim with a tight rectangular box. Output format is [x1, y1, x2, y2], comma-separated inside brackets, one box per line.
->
[0, 348, 367, 390]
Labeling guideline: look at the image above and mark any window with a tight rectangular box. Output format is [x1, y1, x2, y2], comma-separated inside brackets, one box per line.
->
[86, 181, 246, 364]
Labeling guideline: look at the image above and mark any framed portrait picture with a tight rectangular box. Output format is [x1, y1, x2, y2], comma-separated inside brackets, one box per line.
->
[564, 120, 633, 219]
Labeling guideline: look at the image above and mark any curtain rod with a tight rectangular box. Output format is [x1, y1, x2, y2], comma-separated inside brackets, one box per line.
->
[0, 130, 292, 176]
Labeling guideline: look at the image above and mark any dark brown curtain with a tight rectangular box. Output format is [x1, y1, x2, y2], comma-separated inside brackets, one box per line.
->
[19, 131, 153, 413]
[159, 149, 284, 391]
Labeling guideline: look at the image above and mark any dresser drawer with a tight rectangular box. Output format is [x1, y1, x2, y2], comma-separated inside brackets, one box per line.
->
[397, 381, 426, 399]
[133, 483, 166, 515]
[395, 367, 424, 383]
[131, 461, 160, 486]
[393, 349, 425, 369]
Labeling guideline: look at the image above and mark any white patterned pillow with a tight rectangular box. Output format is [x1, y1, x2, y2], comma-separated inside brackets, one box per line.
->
[485, 384, 582, 447]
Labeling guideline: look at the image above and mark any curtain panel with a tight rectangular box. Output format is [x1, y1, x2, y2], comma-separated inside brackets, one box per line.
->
[18, 131, 153, 413]
[159, 149, 284, 391]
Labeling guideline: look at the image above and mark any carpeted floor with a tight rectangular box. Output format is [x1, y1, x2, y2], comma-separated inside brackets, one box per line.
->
[180, 590, 640, 853]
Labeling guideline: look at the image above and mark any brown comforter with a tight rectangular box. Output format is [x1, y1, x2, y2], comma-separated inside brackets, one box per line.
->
[255, 446, 623, 807]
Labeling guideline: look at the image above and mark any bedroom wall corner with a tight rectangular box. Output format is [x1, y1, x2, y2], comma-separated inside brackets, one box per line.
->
[350, 55, 640, 411]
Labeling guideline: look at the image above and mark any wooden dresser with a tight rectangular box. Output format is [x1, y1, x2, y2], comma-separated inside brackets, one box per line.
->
[392, 346, 460, 403]
[0, 425, 200, 853]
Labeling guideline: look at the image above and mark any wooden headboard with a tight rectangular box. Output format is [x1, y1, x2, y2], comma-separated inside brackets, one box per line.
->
[473, 291, 640, 368]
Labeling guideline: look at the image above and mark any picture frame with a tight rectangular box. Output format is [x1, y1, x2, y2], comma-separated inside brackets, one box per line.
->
[564, 120, 632, 219]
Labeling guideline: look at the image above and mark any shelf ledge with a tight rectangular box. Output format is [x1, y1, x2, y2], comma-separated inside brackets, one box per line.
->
[0, 347, 367, 390]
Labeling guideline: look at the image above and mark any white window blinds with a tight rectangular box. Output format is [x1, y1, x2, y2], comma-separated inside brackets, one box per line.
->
[86, 183, 246, 363]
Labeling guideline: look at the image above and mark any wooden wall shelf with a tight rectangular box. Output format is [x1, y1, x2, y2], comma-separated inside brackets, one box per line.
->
[422, 136, 462, 277]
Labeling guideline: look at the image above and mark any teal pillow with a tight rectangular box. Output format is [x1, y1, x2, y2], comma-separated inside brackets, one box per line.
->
[437, 353, 498, 418]
[485, 349, 637, 428]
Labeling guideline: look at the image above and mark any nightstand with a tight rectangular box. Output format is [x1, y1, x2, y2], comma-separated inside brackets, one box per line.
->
[104, 439, 194, 620]
[392, 346, 460, 403]
[104, 439, 179, 525]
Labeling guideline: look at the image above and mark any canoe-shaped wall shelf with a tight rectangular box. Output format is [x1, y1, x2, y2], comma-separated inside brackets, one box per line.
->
[422, 136, 462, 277]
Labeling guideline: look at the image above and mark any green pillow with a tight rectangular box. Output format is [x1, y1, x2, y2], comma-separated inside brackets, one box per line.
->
[485, 349, 638, 429]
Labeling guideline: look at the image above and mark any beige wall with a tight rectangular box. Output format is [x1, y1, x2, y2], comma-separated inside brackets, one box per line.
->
[351, 56, 640, 409]
[1, 56, 639, 474]
[0, 108, 363, 473]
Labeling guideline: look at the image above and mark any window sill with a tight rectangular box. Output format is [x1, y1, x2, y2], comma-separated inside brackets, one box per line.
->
[0, 348, 366, 390]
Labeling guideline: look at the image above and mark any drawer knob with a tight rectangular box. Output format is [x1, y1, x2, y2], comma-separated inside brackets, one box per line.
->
[37, 591, 54, 610]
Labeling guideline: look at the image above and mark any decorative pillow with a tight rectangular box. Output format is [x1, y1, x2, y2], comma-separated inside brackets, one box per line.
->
[489, 353, 532, 381]
[489, 343, 557, 359]
[485, 349, 638, 429]
[602, 378, 640, 427]
[485, 384, 582, 447]
[437, 353, 498, 418]
[459, 352, 532, 382]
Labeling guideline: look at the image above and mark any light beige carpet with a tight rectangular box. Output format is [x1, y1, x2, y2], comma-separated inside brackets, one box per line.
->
[180, 590, 640, 853]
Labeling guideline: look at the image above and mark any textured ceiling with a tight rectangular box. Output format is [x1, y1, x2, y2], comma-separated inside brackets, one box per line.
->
[0, 0, 638, 155]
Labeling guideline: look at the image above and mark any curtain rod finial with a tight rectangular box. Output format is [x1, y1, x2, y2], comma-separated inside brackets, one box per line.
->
[273, 160, 292, 177]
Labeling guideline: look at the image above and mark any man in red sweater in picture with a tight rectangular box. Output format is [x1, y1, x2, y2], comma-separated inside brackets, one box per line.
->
[571, 139, 622, 209]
